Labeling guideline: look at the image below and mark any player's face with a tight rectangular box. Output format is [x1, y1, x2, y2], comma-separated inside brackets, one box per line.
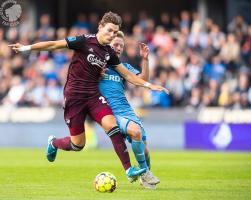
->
[110, 37, 124, 57]
[98, 23, 119, 45]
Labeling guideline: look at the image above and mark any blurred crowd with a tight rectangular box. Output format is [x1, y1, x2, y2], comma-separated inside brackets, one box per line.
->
[0, 11, 251, 109]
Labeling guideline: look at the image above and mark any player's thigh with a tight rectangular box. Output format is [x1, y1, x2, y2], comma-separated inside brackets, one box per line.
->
[127, 121, 142, 140]
[88, 95, 117, 132]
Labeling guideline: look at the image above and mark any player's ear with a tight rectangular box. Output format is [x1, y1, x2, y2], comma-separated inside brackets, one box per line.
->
[98, 24, 103, 31]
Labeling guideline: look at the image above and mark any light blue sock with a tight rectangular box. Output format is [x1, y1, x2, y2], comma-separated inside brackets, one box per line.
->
[131, 140, 148, 169]
[146, 155, 151, 170]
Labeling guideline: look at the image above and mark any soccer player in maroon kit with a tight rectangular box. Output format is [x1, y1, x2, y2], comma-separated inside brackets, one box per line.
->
[9, 12, 169, 180]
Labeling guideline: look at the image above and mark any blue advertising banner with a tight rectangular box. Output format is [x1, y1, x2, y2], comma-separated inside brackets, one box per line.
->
[185, 122, 251, 151]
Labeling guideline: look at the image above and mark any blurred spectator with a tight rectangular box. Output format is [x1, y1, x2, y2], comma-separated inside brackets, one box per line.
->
[228, 15, 248, 41]
[89, 12, 99, 33]
[132, 25, 144, 42]
[152, 26, 173, 53]
[169, 47, 187, 76]
[159, 12, 173, 31]
[121, 12, 135, 34]
[188, 87, 201, 108]
[3, 76, 25, 106]
[150, 69, 171, 107]
[180, 10, 191, 30]
[144, 18, 155, 43]
[184, 53, 202, 92]
[232, 70, 250, 108]
[121, 38, 141, 71]
[207, 79, 219, 106]
[218, 82, 232, 107]
[220, 33, 240, 73]
[203, 55, 225, 83]
[188, 23, 208, 50]
[209, 24, 225, 51]
[191, 11, 201, 34]
[74, 13, 90, 30]
[205, 18, 214, 33]
[166, 69, 185, 105]
[38, 14, 55, 41]
[241, 25, 251, 66]
[45, 79, 63, 106]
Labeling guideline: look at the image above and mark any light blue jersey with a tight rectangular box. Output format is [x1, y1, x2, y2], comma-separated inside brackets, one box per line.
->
[99, 63, 146, 141]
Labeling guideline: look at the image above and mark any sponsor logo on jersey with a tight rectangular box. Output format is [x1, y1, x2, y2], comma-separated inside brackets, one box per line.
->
[84, 34, 96, 38]
[103, 73, 123, 82]
[87, 53, 106, 68]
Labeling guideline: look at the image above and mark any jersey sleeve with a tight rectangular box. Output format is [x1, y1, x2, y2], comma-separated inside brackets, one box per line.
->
[107, 47, 121, 67]
[65, 35, 86, 50]
[124, 63, 140, 75]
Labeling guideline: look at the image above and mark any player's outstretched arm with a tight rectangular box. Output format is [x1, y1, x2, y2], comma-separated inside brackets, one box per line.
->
[8, 40, 67, 53]
[115, 63, 169, 94]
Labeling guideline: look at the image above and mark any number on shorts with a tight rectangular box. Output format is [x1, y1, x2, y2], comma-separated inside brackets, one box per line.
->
[99, 96, 107, 104]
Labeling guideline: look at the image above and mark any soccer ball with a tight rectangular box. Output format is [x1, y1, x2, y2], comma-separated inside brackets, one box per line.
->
[93, 172, 117, 193]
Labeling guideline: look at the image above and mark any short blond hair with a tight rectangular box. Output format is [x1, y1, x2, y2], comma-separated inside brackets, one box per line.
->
[116, 31, 124, 39]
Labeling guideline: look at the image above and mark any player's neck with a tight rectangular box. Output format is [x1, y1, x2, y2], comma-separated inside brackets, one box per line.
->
[96, 33, 106, 46]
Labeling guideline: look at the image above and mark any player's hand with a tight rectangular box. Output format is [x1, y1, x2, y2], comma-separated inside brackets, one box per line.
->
[149, 84, 169, 95]
[139, 42, 149, 60]
[8, 43, 24, 53]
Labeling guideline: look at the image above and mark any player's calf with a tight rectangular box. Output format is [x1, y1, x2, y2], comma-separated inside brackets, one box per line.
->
[46, 135, 85, 162]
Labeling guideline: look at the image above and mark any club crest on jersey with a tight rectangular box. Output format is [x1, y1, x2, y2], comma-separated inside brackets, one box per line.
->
[87, 53, 106, 68]
[105, 53, 110, 61]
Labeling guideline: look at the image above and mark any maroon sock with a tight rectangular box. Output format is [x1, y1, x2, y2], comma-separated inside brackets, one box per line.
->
[108, 126, 131, 170]
[52, 136, 72, 151]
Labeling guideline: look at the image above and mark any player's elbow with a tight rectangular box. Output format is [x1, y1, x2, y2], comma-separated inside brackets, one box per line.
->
[139, 75, 149, 81]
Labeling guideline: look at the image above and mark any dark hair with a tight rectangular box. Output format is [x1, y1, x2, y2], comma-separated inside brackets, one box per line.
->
[99, 11, 122, 28]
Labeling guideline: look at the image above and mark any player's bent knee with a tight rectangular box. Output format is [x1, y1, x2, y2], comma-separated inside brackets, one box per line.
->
[128, 126, 142, 141]
[101, 115, 118, 132]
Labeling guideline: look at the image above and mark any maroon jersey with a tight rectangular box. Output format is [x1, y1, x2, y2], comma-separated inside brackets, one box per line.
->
[64, 34, 120, 100]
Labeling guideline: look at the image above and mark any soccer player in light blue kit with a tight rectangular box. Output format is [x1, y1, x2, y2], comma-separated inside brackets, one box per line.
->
[99, 31, 162, 189]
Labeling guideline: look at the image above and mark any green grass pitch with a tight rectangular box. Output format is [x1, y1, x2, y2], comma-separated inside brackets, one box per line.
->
[0, 149, 250, 200]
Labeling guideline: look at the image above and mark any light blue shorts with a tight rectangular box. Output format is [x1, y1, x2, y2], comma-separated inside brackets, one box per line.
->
[115, 115, 146, 143]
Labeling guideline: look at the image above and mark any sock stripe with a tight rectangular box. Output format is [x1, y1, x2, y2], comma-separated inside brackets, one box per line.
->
[107, 126, 120, 137]
[70, 141, 84, 151]
[107, 129, 118, 136]
[107, 129, 118, 137]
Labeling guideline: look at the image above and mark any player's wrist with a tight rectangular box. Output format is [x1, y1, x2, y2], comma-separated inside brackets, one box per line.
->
[18, 45, 32, 52]
[143, 82, 151, 88]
